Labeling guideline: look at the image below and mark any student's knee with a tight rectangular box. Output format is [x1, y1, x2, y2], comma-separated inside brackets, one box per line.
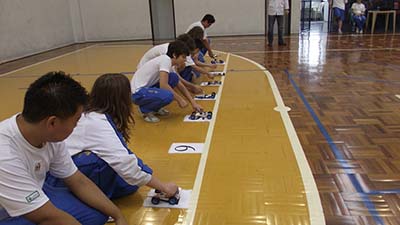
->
[161, 91, 174, 105]
[168, 72, 180, 88]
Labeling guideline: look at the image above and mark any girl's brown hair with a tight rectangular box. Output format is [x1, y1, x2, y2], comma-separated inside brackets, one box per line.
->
[87, 73, 134, 141]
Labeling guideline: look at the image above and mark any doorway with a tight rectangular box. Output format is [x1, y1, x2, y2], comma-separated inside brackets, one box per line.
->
[301, 0, 329, 33]
[149, 0, 176, 43]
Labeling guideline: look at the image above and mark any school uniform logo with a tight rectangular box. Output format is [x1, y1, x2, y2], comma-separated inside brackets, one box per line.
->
[34, 162, 41, 171]
[26, 191, 40, 203]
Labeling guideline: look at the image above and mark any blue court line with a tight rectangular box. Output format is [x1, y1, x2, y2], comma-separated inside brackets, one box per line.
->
[285, 69, 385, 225]
[291, 72, 400, 85]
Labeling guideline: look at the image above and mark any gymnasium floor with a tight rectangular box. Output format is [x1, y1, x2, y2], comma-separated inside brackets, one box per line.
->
[0, 33, 399, 225]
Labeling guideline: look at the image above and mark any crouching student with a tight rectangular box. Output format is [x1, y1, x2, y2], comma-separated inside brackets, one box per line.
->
[137, 33, 203, 94]
[0, 72, 127, 225]
[186, 14, 216, 62]
[180, 38, 217, 83]
[46, 73, 179, 201]
[132, 40, 204, 123]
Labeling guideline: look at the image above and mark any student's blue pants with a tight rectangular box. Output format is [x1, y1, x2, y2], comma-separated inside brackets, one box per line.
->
[132, 72, 179, 113]
[180, 66, 195, 82]
[0, 182, 108, 225]
[353, 15, 366, 30]
[46, 151, 153, 199]
[198, 38, 211, 63]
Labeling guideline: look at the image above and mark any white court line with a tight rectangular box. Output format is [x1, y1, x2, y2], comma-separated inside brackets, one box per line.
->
[0, 44, 98, 78]
[231, 53, 325, 225]
[183, 53, 230, 225]
[396, 95, 400, 99]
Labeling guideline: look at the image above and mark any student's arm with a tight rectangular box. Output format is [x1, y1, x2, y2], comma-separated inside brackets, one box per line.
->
[64, 171, 128, 225]
[285, 0, 290, 13]
[24, 202, 80, 225]
[191, 65, 215, 79]
[193, 56, 218, 70]
[178, 75, 204, 94]
[203, 39, 215, 58]
[176, 81, 203, 112]
[159, 71, 188, 108]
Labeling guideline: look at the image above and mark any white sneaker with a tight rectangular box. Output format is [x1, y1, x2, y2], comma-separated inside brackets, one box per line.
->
[360, 30, 363, 34]
[338, 29, 343, 34]
[155, 108, 170, 116]
[143, 112, 160, 123]
[356, 28, 359, 33]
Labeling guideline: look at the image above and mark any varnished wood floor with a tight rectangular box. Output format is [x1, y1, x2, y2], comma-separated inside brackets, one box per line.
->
[212, 33, 400, 225]
[1, 33, 400, 225]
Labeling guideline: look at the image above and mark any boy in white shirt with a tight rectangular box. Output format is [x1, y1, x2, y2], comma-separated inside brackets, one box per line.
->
[0, 72, 127, 225]
[131, 40, 203, 123]
[186, 14, 216, 62]
[138, 32, 215, 88]
[351, 0, 366, 33]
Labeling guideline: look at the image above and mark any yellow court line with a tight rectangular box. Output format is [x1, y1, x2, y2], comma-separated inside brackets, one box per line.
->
[231, 53, 325, 225]
[0, 45, 98, 78]
[184, 53, 230, 225]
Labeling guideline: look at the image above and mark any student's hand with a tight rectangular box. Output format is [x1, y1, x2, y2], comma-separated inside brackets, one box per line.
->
[285, 9, 290, 15]
[210, 64, 218, 70]
[115, 217, 129, 225]
[178, 99, 188, 108]
[192, 103, 204, 112]
[207, 73, 215, 80]
[162, 182, 179, 197]
[193, 86, 204, 94]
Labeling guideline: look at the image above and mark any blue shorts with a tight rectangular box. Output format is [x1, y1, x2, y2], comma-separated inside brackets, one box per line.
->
[132, 72, 179, 113]
[333, 7, 345, 21]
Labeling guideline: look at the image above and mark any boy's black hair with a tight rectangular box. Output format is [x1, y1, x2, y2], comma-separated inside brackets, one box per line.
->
[166, 40, 190, 58]
[202, 14, 215, 24]
[194, 38, 204, 50]
[187, 26, 204, 41]
[176, 33, 195, 52]
[22, 71, 88, 123]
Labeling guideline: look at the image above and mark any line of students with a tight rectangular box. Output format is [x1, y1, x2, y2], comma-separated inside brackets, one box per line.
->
[0, 14, 216, 225]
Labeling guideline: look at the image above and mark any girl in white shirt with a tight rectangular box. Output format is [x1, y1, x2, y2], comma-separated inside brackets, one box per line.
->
[351, 0, 366, 33]
[46, 73, 179, 199]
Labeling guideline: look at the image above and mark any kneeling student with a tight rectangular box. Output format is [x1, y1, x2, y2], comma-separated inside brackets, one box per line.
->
[46, 73, 179, 201]
[131, 40, 203, 122]
[0, 72, 127, 225]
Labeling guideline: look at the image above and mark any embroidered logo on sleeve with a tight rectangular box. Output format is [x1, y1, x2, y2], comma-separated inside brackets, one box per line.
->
[26, 191, 40, 203]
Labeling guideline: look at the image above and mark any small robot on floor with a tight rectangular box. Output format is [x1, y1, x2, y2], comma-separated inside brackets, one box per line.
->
[205, 81, 222, 85]
[195, 92, 216, 99]
[151, 188, 181, 205]
[210, 56, 225, 65]
[189, 111, 213, 120]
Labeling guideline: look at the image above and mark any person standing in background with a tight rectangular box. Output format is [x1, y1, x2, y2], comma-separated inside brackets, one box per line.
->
[268, 0, 290, 47]
[331, 0, 348, 34]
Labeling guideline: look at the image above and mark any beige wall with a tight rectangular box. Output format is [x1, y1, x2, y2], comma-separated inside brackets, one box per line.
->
[174, 0, 265, 36]
[77, 0, 152, 41]
[0, 0, 74, 63]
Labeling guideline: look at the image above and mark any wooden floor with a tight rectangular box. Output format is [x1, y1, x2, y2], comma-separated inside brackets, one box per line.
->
[1, 33, 400, 225]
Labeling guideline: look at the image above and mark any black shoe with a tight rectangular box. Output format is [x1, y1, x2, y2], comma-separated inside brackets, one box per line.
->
[268, 43, 272, 47]
[278, 42, 286, 46]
